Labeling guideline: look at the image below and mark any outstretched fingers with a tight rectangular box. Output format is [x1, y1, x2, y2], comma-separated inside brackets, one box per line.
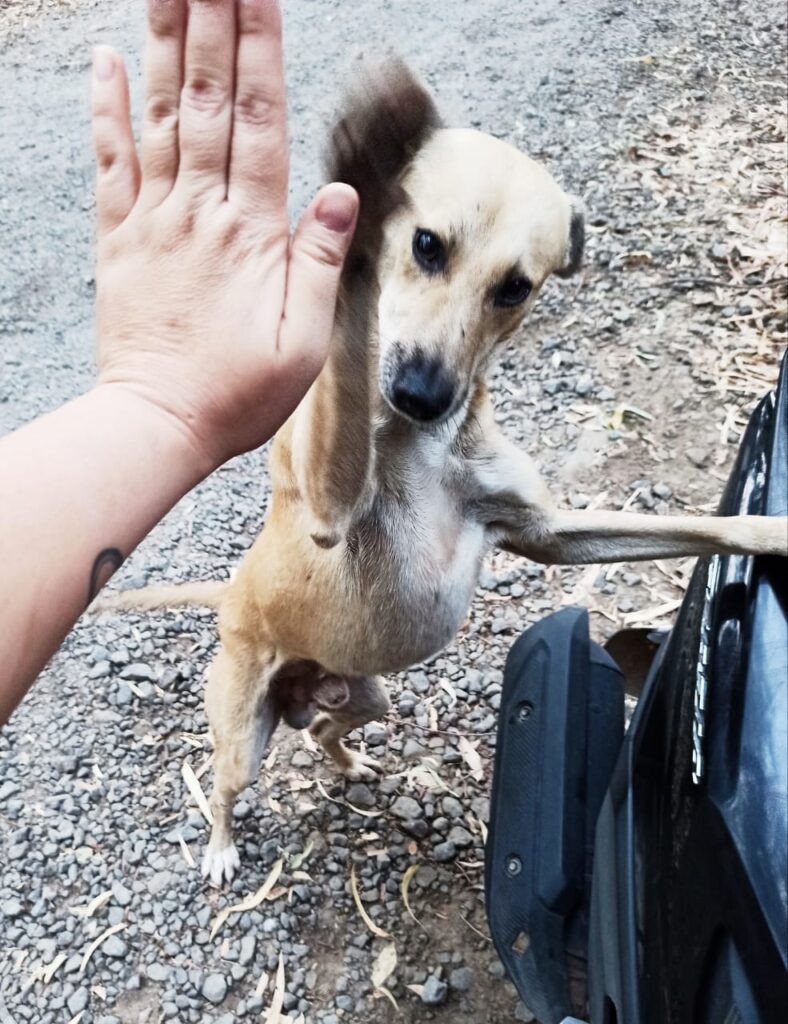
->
[177, 0, 237, 193]
[91, 47, 140, 236]
[138, 0, 187, 207]
[227, 0, 289, 213]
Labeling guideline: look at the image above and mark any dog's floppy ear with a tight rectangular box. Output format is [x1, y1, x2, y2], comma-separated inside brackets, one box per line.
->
[555, 196, 585, 278]
[325, 58, 442, 268]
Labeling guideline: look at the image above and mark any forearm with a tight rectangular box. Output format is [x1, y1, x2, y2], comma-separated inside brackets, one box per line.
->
[0, 384, 211, 723]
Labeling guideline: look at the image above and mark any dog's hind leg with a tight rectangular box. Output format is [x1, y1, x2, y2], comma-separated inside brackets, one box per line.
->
[202, 641, 279, 885]
[310, 674, 391, 781]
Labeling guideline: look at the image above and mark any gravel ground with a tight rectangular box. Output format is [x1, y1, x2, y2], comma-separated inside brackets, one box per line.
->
[1, 1, 785, 1022]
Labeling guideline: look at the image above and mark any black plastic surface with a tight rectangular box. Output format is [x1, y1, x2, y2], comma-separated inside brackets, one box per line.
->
[588, 351, 788, 1024]
[485, 607, 624, 1023]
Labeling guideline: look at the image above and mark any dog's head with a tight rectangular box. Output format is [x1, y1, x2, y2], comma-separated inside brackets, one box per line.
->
[328, 62, 584, 427]
[378, 130, 584, 423]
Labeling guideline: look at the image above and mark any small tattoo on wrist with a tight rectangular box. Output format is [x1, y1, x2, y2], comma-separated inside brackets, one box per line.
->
[88, 547, 124, 604]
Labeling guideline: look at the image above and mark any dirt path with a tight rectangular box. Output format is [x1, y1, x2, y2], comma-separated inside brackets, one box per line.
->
[1, 1, 785, 1023]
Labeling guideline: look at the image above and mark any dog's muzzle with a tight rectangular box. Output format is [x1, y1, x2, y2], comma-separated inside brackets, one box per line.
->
[387, 356, 456, 423]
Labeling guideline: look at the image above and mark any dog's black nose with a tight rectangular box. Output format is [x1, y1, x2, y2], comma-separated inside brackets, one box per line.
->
[390, 358, 456, 422]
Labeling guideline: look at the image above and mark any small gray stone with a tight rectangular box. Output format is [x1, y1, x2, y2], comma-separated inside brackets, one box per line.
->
[686, 447, 710, 468]
[345, 783, 376, 809]
[147, 963, 171, 983]
[402, 738, 425, 759]
[449, 966, 474, 992]
[89, 660, 112, 679]
[447, 826, 473, 848]
[364, 722, 388, 746]
[148, 870, 172, 895]
[238, 935, 256, 967]
[433, 841, 458, 862]
[102, 934, 128, 958]
[1, 898, 23, 918]
[112, 881, 133, 907]
[391, 796, 421, 821]
[202, 973, 228, 1004]
[291, 750, 313, 769]
[441, 796, 463, 819]
[120, 662, 154, 682]
[420, 975, 448, 1006]
[67, 988, 89, 1016]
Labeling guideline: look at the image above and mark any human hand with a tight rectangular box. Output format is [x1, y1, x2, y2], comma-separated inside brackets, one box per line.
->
[91, 0, 358, 472]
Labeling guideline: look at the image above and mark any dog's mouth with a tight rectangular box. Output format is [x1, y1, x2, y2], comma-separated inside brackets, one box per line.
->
[380, 355, 465, 426]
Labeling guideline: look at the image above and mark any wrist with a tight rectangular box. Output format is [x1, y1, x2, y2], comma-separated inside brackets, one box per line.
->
[89, 381, 219, 484]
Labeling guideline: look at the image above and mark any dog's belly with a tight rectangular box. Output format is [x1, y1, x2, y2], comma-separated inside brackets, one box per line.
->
[251, 480, 490, 677]
[315, 506, 487, 675]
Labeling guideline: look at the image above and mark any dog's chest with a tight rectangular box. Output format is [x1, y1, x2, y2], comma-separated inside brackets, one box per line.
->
[352, 454, 486, 669]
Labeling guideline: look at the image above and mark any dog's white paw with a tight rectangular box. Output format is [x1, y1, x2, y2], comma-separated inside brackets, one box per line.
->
[340, 749, 382, 782]
[202, 841, 240, 886]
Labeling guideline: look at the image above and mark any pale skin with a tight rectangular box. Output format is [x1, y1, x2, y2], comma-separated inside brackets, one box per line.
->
[0, 0, 359, 725]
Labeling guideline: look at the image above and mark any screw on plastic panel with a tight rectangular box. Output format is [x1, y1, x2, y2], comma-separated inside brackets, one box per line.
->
[506, 856, 522, 877]
[517, 702, 533, 721]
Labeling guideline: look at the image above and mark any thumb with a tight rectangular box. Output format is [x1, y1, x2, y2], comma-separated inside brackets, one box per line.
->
[280, 183, 359, 374]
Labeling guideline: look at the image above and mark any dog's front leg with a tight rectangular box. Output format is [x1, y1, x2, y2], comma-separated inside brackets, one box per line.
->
[496, 506, 788, 564]
[290, 296, 376, 548]
[290, 65, 441, 548]
[472, 426, 788, 564]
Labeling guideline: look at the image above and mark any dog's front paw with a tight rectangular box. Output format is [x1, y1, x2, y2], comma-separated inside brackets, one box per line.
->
[339, 749, 383, 783]
[202, 840, 240, 886]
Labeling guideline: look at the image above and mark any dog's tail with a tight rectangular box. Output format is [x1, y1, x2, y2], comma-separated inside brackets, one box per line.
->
[90, 580, 229, 614]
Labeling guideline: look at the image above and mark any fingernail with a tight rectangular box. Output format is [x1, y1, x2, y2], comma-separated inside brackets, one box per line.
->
[316, 186, 358, 234]
[93, 47, 115, 81]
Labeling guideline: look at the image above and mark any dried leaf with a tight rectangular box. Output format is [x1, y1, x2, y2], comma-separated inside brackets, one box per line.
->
[292, 870, 312, 882]
[376, 985, 400, 1012]
[623, 598, 682, 625]
[407, 983, 425, 998]
[210, 858, 284, 939]
[402, 863, 426, 928]
[350, 865, 390, 938]
[315, 778, 383, 818]
[79, 923, 127, 976]
[289, 839, 314, 872]
[178, 833, 196, 868]
[371, 942, 397, 988]
[458, 736, 484, 782]
[255, 970, 269, 998]
[182, 760, 213, 825]
[42, 952, 66, 984]
[264, 953, 285, 1024]
[69, 891, 112, 919]
[438, 679, 457, 707]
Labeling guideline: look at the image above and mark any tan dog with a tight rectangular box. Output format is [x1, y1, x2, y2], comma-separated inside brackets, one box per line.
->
[97, 63, 788, 884]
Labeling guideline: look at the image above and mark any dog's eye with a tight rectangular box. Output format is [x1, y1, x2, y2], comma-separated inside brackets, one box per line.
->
[495, 275, 532, 307]
[413, 229, 446, 273]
